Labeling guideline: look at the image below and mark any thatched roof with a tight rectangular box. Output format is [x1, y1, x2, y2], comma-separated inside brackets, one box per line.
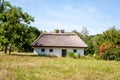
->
[32, 33, 87, 48]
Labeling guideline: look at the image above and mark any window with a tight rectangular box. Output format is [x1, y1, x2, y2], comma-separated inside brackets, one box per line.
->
[41, 49, 45, 52]
[49, 49, 53, 52]
[73, 49, 77, 53]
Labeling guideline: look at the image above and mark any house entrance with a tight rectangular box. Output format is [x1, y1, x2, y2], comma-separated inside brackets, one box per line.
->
[62, 49, 67, 57]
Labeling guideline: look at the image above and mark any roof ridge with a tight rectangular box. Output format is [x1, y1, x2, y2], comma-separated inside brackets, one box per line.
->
[42, 33, 76, 36]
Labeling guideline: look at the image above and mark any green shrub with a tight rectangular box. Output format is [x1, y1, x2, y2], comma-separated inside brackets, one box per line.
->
[87, 54, 93, 57]
[93, 53, 97, 58]
[67, 52, 75, 58]
[102, 47, 120, 61]
[95, 55, 101, 60]
[77, 53, 81, 59]
[67, 52, 81, 59]
[93, 52, 101, 60]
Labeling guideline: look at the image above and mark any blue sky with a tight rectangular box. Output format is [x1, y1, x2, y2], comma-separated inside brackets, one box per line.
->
[7, 0, 120, 35]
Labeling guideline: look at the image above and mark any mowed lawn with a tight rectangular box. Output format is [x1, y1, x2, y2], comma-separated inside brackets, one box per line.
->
[0, 53, 120, 80]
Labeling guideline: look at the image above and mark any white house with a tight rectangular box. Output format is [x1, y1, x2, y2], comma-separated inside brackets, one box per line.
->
[32, 32, 87, 57]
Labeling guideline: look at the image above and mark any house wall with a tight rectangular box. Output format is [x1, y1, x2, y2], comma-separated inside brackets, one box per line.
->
[34, 47, 84, 57]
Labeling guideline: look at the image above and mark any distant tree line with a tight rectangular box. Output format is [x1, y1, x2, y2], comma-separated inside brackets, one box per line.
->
[0, 0, 41, 54]
[73, 26, 120, 61]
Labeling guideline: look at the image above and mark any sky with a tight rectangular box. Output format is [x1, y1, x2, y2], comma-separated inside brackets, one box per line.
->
[6, 0, 120, 35]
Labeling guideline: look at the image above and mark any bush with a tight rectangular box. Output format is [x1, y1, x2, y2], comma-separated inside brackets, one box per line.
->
[87, 54, 93, 57]
[77, 53, 81, 59]
[95, 55, 101, 60]
[67, 52, 81, 59]
[102, 47, 120, 61]
[93, 53, 97, 58]
[67, 52, 75, 58]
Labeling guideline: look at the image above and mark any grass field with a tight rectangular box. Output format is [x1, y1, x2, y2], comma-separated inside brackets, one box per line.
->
[0, 53, 120, 80]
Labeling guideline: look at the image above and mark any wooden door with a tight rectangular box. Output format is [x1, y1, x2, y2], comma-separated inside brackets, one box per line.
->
[62, 49, 67, 57]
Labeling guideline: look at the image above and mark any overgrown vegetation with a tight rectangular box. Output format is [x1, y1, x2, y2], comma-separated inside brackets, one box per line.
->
[67, 52, 81, 59]
[73, 26, 120, 61]
[0, 53, 120, 80]
[0, 0, 41, 53]
[102, 47, 120, 61]
[68, 52, 75, 58]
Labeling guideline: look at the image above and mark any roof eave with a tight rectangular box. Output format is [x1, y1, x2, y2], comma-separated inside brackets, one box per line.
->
[32, 45, 87, 48]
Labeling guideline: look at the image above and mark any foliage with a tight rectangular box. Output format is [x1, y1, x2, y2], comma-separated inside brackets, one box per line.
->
[85, 39, 94, 55]
[90, 26, 120, 61]
[0, 0, 40, 53]
[15, 26, 40, 52]
[77, 53, 81, 59]
[93, 27, 120, 55]
[54, 29, 59, 33]
[73, 26, 120, 61]
[72, 30, 84, 40]
[67, 52, 81, 59]
[80, 26, 89, 36]
[95, 55, 101, 60]
[93, 53, 101, 60]
[93, 53, 98, 58]
[102, 47, 120, 61]
[72, 30, 94, 55]
[67, 52, 75, 58]
[87, 54, 93, 57]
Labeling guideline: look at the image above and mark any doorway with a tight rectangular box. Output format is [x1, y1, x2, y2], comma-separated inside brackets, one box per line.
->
[62, 49, 67, 57]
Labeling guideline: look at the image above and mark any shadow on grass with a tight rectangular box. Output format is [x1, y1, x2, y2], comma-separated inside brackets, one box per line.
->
[10, 54, 40, 57]
[10, 53, 57, 58]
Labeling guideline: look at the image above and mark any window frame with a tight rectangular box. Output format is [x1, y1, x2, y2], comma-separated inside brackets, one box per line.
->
[49, 49, 53, 52]
[41, 49, 45, 52]
[73, 49, 77, 53]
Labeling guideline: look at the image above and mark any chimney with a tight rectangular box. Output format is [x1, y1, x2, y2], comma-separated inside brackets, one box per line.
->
[60, 30, 65, 33]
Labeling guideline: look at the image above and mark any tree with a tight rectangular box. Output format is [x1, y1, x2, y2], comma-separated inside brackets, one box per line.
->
[72, 30, 94, 55]
[0, 0, 12, 53]
[0, 0, 34, 54]
[54, 29, 59, 33]
[85, 39, 94, 55]
[102, 47, 120, 61]
[80, 27, 89, 36]
[19, 26, 41, 52]
[92, 26, 120, 57]
[72, 30, 84, 40]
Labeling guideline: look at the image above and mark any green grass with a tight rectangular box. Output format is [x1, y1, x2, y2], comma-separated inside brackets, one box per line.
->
[0, 53, 120, 80]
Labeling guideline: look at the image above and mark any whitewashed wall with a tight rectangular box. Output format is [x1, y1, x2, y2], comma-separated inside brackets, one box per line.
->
[34, 47, 84, 57]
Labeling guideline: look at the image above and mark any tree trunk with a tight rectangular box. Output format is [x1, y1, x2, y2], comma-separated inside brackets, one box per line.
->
[4, 44, 8, 54]
[9, 46, 11, 54]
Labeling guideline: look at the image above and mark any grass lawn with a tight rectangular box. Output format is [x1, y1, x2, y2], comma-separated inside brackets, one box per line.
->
[0, 53, 120, 80]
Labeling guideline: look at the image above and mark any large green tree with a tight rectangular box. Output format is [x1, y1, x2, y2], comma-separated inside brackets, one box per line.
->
[0, 0, 39, 54]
